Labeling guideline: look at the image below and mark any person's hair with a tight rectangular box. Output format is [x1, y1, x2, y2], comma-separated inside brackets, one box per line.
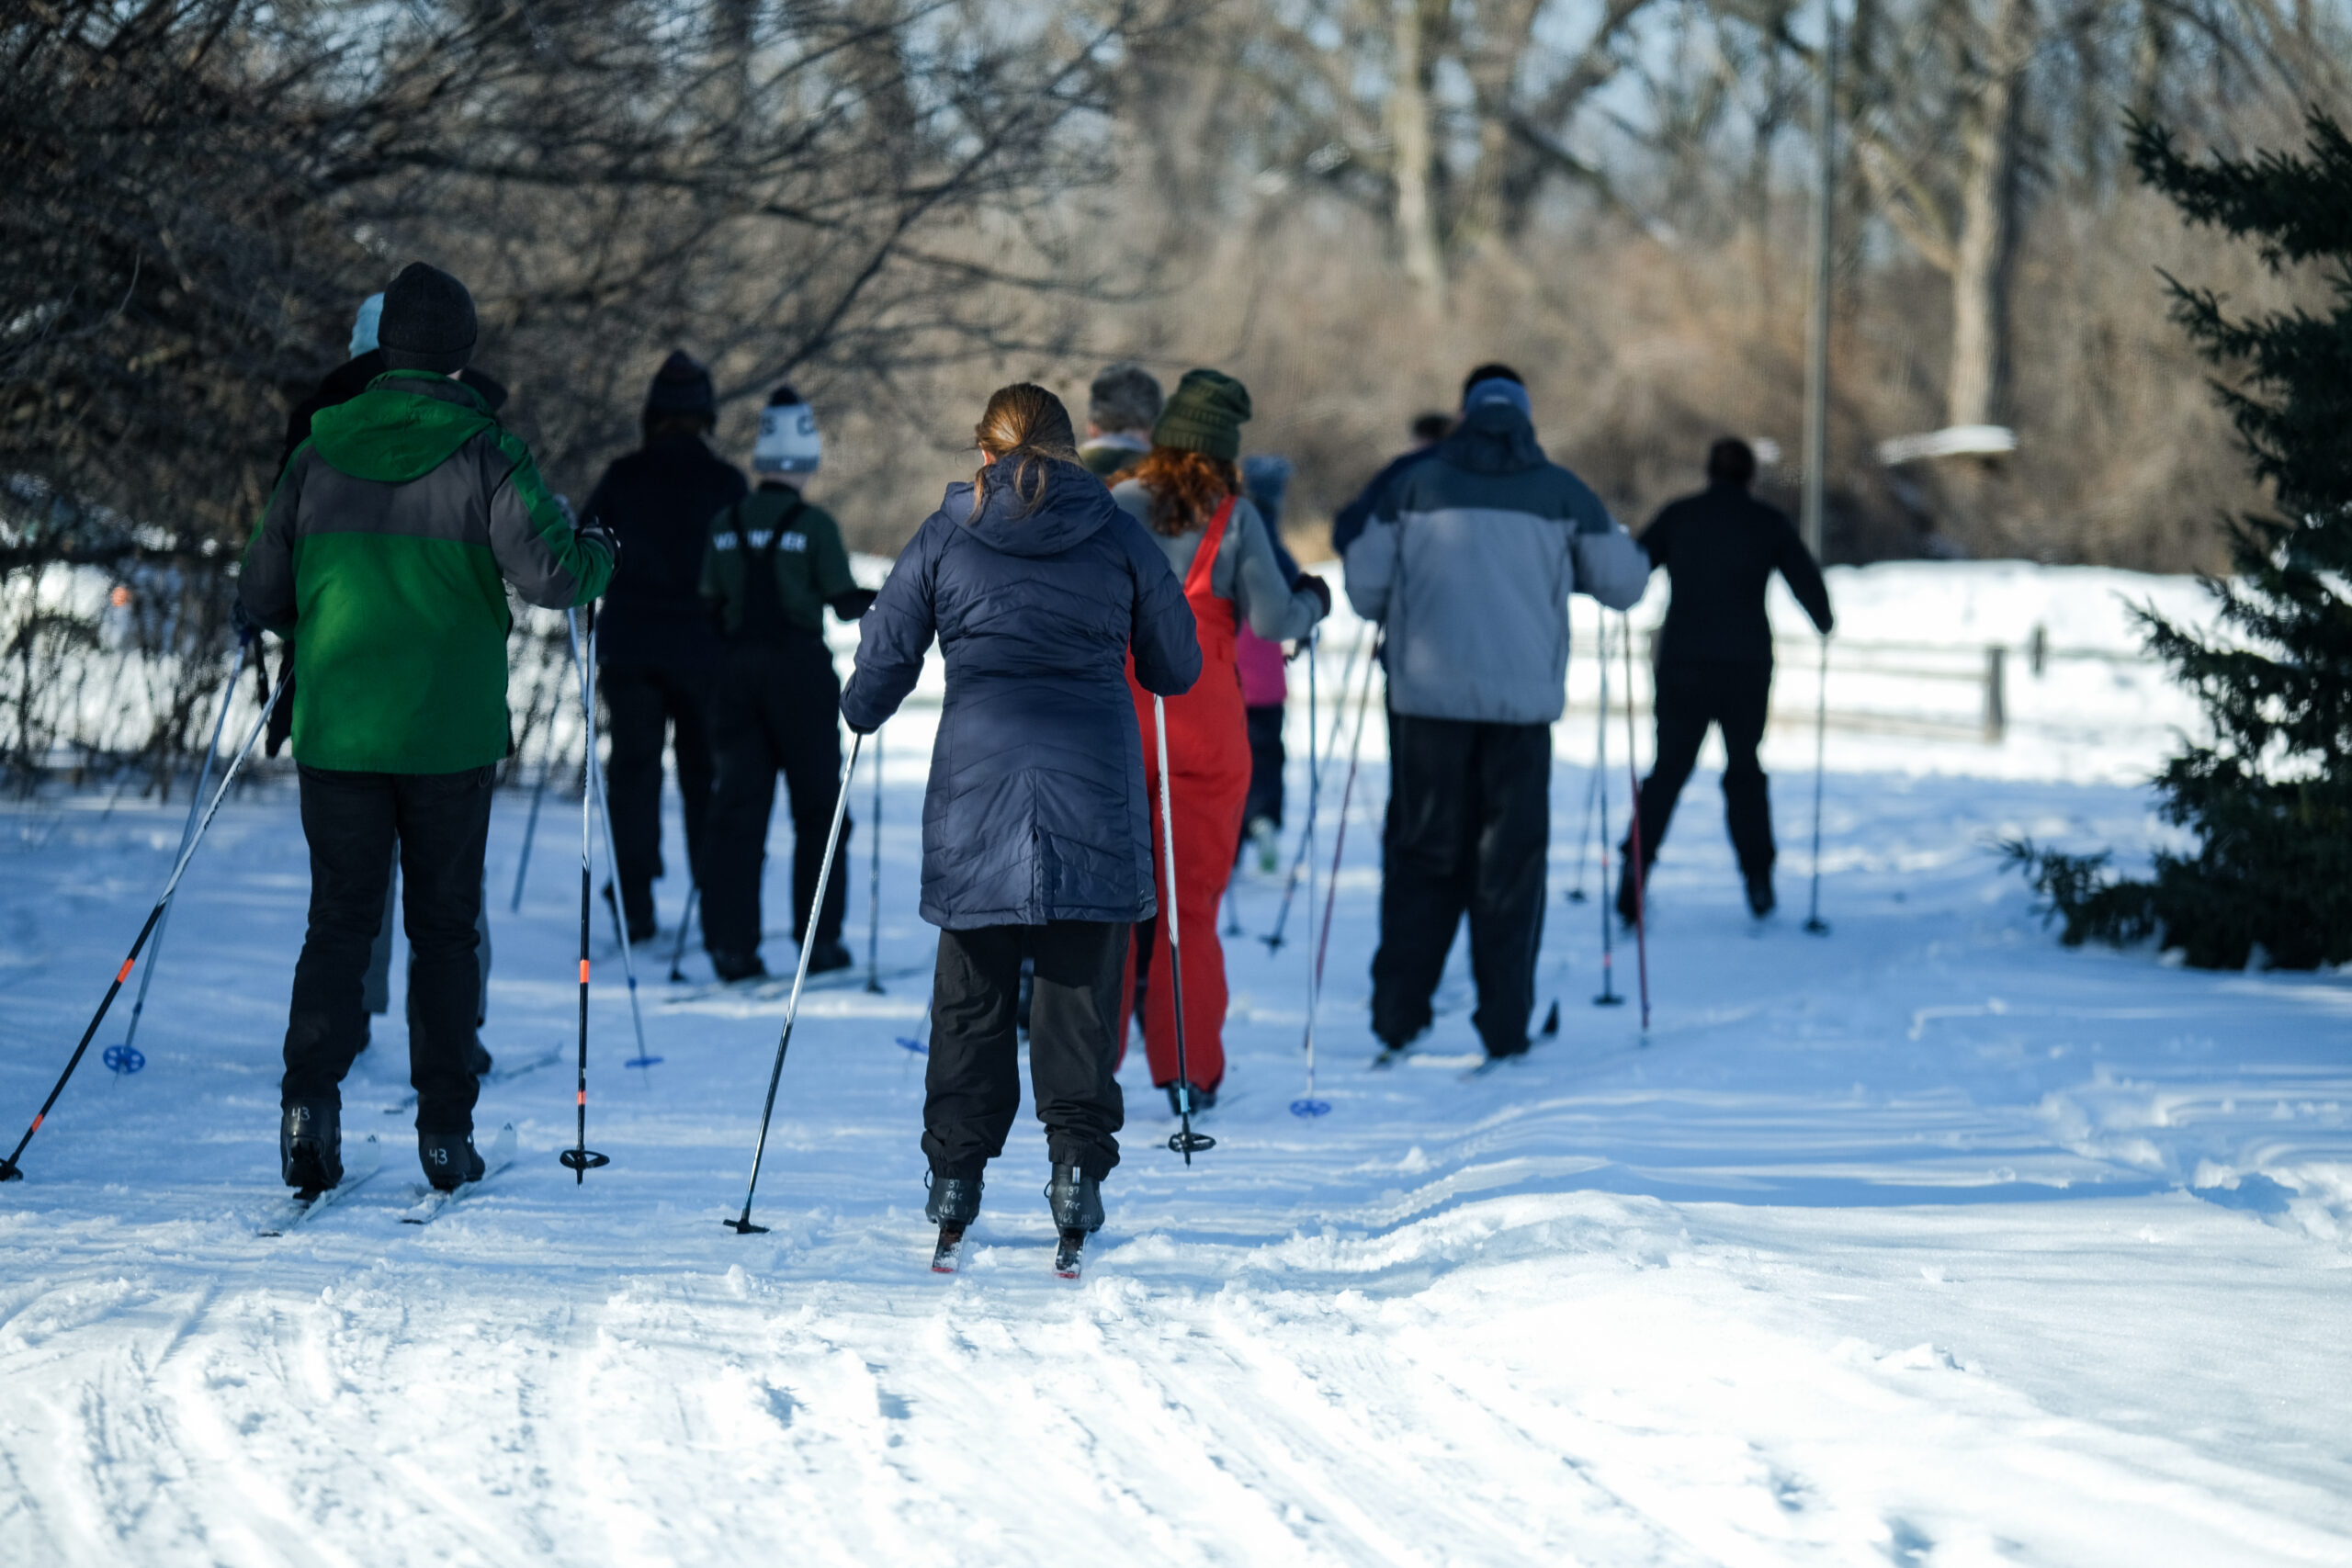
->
[1088, 362, 1162, 434]
[643, 411, 714, 443]
[1409, 412, 1453, 445]
[1131, 446, 1241, 536]
[1706, 436, 1758, 489]
[973, 383, 1080, 515]
[1459, 363, 1523, 399]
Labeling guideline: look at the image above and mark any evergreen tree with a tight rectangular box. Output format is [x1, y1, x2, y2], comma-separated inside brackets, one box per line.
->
[2011, 112, 2352, 969]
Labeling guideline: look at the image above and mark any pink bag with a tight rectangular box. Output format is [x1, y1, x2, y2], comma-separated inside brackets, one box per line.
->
[1235, 625, 1287, 708]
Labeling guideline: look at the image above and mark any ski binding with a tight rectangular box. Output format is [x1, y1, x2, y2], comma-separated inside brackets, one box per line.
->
[401, 1122, 519, 1224]
[258, 1134, 383, 1236]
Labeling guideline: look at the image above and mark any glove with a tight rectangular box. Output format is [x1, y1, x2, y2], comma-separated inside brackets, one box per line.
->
[1295, 571, 1332, 618]
[829, 587, 878, 621]
[579, 522, 619, 571]
[231, 600, 259, 647]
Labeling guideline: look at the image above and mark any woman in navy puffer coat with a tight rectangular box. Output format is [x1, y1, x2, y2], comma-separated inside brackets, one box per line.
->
[841, 384, 1199, 1259]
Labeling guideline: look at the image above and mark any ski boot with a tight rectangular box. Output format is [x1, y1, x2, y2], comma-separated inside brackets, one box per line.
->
[1045, 1165, 1103, 1279]
[1248, 815, 1280, 875]
[926, 1171, 983, 1273]
[417, 1129, 485, 1193]
[1745, 868, 1777, 919]
[710, 949, 768, 984]
[280, 1100, 343, 1193]
[803, 937, 854, 976]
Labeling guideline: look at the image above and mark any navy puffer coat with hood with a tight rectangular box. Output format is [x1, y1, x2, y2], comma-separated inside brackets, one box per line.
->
[842, 460, 1202, 929]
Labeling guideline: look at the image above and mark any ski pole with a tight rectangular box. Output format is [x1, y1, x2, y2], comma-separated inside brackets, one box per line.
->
[1566, 614, 1603, 903]
[727, 729, 863, 1232]
[1153, 695, 1215, 1162]
[1261, 627, 1363, 951]
[865, 724, 885, 994]
[510, 767, 548, 913]
[1804, 631, 1831, 935]
[566, 612, 659, 1071]
[1306, 635, 1378, 1054]
[508, 634, 560, 913]
[667, 883, 699, 982]
[1290, 631, 1329, 1117]
[1594, 616, 1623, 1008]
[560, 604, 612, 1182]
[2, 661, 288, 1181]
[1302, 630, 1382, 1114]
[118, 636, 251, 1057]
[1622, 612, 1651, 1032]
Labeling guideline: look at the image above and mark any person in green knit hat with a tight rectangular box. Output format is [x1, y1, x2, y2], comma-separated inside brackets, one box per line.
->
[1108, 369, 1330, 1111]
[241, 261, 615, 1197]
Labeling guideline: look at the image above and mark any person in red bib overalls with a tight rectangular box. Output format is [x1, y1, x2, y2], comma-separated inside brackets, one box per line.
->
[1110, 369, 1330, 1114]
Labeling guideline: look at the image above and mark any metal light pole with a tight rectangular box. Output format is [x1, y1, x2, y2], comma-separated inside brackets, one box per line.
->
[1802, 0, 1837, 561]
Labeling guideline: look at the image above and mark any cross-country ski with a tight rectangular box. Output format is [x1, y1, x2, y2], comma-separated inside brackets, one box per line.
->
[255, 1134, 383, 1236]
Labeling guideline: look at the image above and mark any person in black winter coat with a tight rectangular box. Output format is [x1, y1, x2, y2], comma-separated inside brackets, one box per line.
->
[581, 352, 747, 942]
[840, 384, 1200, 1251]
[1624, 437, 1835, 921]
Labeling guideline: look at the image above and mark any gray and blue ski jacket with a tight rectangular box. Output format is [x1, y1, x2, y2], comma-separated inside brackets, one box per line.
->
[1344, 401, 1650, 725]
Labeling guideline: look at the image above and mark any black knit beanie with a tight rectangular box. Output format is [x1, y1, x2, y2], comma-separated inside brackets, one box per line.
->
[1152, 369, 1252, 461]
[377, 263, 478, 375]
[644, 351, 717, 424]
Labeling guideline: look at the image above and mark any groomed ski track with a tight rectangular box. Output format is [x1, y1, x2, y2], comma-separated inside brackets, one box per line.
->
[5, 568, 2352, 1565]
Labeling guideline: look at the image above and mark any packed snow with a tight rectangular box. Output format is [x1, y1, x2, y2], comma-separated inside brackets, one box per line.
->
[3, 561, 2348, 1566]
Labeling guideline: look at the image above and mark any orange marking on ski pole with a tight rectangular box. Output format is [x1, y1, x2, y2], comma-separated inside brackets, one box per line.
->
[580, 960, 591, 983]
[576, 1089, 586, 1106]
[116, 958, 134, 983]
[28, 1113, 43, 1132]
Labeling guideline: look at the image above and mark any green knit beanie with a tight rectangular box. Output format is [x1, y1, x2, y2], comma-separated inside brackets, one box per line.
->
[1152, 368, 1252, 461]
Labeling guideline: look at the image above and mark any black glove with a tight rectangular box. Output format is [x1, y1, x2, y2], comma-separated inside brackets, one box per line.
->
[231, 599, 260, 647]
[829, 587, 877, 621]
[266, 644, 297, 759]
[579, 522, 619, 572]
[1295, 571, 1333, 618]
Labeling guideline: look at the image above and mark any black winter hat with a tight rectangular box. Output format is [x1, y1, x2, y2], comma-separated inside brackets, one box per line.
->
[644, 351, 717, 423]
[377, 263, 478, 375]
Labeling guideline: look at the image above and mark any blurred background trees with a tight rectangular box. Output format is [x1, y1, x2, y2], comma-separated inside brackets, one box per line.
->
[4, 0, 2348, 579]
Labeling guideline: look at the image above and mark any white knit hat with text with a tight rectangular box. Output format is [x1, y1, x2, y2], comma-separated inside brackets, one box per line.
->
[753, 385, 821, 475]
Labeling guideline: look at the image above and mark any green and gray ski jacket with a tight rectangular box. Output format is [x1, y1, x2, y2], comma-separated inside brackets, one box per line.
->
[240, 371, 615, 773]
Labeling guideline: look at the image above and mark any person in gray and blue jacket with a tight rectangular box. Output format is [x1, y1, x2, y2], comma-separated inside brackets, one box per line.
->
[1344, 365, 1651, 1066]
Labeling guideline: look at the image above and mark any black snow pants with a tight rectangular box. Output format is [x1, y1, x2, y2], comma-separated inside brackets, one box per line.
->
[602, 658, 716, 934]
[924, 921, 1126, 1182]
[1370, 714, 1550, 1057]
[702, 635, 850, 961]
[1242, 705, 1285, 833]
[1631, 660, 1774, 882]
[281, 764, 493, 1134]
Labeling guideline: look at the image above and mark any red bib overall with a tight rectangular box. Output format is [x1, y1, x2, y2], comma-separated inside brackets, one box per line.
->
[1123, 497, 1251, 1090]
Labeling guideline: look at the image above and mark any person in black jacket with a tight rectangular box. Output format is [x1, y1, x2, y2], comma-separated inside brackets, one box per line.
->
[840, 383, 1200, 1252]
[581, 352, 747, 943]
[1623, 437, 1834, 921]
[697, 385, 875, 982]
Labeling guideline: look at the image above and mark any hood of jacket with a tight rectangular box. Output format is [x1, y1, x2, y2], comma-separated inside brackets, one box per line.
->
[947, 458, 1120, 558]
[308, 371, 495, 483]
[1435, 400, 1548, 477]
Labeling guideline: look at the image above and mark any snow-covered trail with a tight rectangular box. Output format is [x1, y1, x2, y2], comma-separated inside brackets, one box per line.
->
[3, 748, 2350, 1565]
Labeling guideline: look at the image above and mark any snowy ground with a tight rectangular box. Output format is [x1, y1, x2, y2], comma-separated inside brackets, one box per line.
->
[4, 567, 2351, 1566]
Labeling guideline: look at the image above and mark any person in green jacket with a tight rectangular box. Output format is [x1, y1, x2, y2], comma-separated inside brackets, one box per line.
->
[697, 385, 876, 982]
[240, 262, 615, 1195]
